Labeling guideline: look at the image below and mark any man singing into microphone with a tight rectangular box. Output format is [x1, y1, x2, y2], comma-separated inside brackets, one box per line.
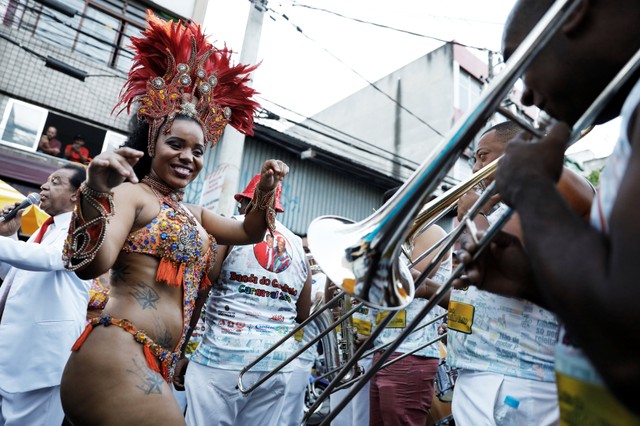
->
[0, 164, 92, 426]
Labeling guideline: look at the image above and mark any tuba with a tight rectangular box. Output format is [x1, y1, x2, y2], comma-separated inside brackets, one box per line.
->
[306, 254, 362, 387]
[310, 295, 362, 388]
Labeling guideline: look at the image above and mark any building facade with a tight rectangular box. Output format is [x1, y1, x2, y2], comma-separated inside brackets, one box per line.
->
[1, 2, 500, 236]
[0, 0, 198, 190]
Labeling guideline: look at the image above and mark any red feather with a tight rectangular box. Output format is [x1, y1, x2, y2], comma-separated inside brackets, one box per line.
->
[114, 11, 260, 147]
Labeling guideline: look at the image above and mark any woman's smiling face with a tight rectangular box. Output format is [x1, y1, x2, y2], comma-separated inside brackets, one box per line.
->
[150, 118, 205, 188]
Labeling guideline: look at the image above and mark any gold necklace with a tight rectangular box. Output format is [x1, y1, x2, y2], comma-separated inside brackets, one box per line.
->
[141, 175, 185, 202]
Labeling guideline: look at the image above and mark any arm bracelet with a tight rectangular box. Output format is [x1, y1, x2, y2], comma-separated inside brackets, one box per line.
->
[63, 182, 114, 271]
[245, 186, 277, 233]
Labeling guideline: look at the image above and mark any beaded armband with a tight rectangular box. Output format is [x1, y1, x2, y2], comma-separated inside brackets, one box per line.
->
[63, 182, 114, 271]
[246, 186, 277, 233]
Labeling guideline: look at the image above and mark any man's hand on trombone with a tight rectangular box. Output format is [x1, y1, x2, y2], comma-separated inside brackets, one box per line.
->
[452, 230, 542, 305]
[494, 123, 568, 208]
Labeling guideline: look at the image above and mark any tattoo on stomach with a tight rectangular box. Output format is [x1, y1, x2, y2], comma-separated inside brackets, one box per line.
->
[129, 281, 160, 310]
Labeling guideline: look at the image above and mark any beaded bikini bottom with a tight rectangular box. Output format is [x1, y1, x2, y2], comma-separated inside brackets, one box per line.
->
[72, 314, 180, 382]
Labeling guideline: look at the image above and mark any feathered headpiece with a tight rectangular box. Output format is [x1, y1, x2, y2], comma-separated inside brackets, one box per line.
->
[115, 11, 260, 155]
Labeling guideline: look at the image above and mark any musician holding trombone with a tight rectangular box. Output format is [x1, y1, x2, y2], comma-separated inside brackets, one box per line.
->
[449, 121, 593, 426]
[182, 175, 312, 426]
[457, 0, 640, 423]
[367, 195, 452, 426]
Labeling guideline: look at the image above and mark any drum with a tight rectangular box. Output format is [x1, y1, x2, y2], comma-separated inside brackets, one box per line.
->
[434, 357, 459, 402]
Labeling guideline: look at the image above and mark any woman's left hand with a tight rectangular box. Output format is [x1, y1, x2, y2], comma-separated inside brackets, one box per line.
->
[257, 159, 289, 191]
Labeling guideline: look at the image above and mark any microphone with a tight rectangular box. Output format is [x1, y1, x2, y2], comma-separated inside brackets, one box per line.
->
[0, 193, 41, 223]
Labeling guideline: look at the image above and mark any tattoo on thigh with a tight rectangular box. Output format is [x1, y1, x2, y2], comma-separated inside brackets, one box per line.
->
[127, 358, 164, 395]
[129, 281, 160, 310]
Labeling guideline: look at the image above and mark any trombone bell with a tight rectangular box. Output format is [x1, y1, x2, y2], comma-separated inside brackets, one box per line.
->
[307, 215, 414, 310]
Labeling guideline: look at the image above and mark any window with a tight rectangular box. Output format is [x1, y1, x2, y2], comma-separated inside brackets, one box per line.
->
[458, 70, 483, 114]
[0, 0, 176, 72]
[102, 130, 127, 152]
[74, 5, 123, 65]
[0, 96, 126, 157]
[0, 99, 49, 152]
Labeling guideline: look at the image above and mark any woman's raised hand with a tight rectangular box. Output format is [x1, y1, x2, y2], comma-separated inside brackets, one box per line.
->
[86, 148, 144, 192]
[257, 159, 289, 191]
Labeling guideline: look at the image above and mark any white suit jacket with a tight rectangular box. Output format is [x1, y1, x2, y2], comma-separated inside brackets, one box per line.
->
[0, 211, 91, 393]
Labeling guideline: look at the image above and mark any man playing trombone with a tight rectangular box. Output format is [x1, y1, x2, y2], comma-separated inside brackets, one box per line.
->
[183, 175, 311, 426]
[449, 120, 593, 426]
[368, 193, 452, 426]
[457, 0, 640, 422]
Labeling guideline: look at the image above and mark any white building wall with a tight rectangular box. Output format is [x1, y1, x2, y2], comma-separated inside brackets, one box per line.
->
[307, 44, 455, 178]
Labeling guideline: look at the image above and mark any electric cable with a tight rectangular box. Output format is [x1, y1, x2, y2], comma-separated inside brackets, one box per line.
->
[266, 4, 445, 138]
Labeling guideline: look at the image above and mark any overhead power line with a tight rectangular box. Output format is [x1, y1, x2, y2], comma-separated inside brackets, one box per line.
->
[266, 4, 445, 138]
[288, 2, 500, 54]
[257, 97, 421, 171]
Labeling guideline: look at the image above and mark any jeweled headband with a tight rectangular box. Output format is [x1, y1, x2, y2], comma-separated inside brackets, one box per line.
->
[114, 11, 260, 156]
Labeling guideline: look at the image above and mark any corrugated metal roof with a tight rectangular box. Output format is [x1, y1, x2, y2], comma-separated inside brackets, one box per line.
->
[240, 138, 383, 236]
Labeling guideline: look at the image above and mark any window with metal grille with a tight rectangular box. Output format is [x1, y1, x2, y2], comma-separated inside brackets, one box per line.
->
[1, 0, 180, 72]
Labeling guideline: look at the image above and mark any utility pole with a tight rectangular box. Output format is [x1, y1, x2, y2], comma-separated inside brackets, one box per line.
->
[212, 0, 267, 217]
[487, 50, 494, 81]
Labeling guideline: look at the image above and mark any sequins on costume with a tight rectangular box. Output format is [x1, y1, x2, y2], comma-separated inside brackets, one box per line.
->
[72, 315, 180, 381]
[72, 184, 217, 382]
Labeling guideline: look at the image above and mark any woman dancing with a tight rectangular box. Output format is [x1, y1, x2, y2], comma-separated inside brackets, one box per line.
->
[60, 12, 287, 425]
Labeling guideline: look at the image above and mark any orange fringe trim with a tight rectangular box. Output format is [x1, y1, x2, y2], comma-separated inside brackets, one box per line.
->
[200, 275, 211, 290]
[156, 257, 182, 287]
[72, 323, 93, 351]
[144, 346, 162, 375]
[175, 263, 185, 287]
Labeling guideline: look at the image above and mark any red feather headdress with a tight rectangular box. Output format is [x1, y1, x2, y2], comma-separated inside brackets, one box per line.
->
[114, 11, 260, 155]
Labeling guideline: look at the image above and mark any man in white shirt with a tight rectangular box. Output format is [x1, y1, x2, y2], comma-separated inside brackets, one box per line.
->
[0, 164, 92, 426]
[184, 174, 312, 426]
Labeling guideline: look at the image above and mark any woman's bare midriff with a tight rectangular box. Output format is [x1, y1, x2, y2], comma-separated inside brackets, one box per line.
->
[61, 252, 187, 425]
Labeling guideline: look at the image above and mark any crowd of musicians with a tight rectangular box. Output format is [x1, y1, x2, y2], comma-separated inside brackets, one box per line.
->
[1, 0, 640, 425]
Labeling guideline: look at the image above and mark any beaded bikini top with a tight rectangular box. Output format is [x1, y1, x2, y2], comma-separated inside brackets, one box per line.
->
[119, 176, 217, 382]
[122, 177, 217, 291]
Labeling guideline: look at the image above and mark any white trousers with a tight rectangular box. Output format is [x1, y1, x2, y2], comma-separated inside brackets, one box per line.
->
[328, 356, 372, 426]
[280, 358, 314, 426]
[173, 386, 188, 415]
[0, 386, 63, 426]
[185, 361, 291, 426]
[451, 370, 560, 426]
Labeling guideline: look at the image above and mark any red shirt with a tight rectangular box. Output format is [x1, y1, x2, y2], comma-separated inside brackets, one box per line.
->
[64, 144, 89, 164]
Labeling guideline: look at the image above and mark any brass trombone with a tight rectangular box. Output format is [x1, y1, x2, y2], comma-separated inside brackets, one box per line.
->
[306, 0, 583, 312]
[242, 0, 574, 398]
[304, 1, 640, 423]
[238, 22, 640, 411]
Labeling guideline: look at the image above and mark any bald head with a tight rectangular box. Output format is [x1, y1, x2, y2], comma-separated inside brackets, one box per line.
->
[482, 121, 522, 143]
[507, 0, 554, 32]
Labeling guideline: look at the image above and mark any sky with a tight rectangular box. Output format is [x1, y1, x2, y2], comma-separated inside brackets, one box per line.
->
[203, 0, 617, 159]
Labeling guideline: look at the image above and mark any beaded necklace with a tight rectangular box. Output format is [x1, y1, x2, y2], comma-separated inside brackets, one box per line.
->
[141, 175, 185, 203]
